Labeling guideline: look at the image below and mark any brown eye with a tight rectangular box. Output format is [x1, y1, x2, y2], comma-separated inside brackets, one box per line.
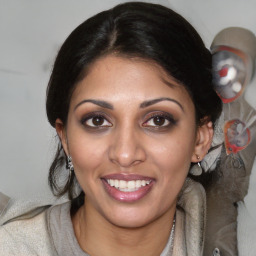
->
[92, 116, 104, 126]
[153, 116, 165, 126]
[83, 115, 112, 128]
[143, 113, 176, 128]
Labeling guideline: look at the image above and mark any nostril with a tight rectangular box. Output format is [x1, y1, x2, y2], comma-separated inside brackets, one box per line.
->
[109, 145, 146, 167]
[108, 130, 146, 167]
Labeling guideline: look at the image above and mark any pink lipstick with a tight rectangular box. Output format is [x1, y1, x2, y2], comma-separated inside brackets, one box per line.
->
[101, 174, 154, 202]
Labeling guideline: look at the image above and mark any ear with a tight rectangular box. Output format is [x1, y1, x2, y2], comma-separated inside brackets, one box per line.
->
[55, 118, 69, 156]
[191, 121, 214, 163]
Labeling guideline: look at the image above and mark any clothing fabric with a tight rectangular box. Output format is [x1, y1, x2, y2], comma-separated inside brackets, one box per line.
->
[0, 179, 205, 256]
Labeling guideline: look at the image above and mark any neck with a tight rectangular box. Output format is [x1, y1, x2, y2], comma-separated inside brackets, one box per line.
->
[72, 199, 175, 256]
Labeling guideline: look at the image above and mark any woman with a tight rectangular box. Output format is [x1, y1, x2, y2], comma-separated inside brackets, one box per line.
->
[0, 2, 222, 255]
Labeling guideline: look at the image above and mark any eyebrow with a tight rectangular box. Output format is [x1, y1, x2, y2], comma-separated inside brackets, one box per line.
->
[74, 99, 114, 111]
[74, 97, 184, 112]
[140, 97, 184, 111]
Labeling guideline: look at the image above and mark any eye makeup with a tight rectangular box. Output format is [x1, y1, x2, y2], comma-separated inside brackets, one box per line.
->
[77, 108, 178, 133]
[142, 111, 178, 130]
[80, 111, 113, 130]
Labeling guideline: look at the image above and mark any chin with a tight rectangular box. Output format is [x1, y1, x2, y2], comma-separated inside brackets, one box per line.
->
[108, 215, 154, 229]
[102, 206, 157, 229]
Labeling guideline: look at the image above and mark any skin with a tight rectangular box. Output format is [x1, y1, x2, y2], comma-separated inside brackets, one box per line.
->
[56, 55, 213, 256]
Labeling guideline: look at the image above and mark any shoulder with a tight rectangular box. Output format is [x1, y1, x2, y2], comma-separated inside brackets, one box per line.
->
[0, 209, 55, 255]
[0, 192, 66, 256]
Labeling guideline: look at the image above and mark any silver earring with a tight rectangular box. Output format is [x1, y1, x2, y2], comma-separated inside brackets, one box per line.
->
[67, 156, 74, 182]
[190, 155, 202, 176]
[67, 156, 74, 171]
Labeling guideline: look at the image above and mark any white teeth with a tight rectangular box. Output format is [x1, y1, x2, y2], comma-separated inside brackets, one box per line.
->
[127, 181, 135, 189]
[135, 180, 141, 188]
[119, 180, 126, 189]
[106, 179, 151, 192]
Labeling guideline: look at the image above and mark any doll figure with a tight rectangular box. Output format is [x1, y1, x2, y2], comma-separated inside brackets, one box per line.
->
[225, 119, 251, 154]
[203, 27, 256, 256]
[212, 45, 251, 103]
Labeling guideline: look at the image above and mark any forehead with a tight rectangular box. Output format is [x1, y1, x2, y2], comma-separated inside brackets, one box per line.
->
[71, 55, 193, 109]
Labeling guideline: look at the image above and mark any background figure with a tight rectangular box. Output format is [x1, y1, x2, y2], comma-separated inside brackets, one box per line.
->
[204, 27, 256, 256]
[225, 119, 250, 153]
[212, 47, 249, 103]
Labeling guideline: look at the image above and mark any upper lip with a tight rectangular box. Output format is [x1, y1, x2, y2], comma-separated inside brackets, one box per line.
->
[101, 173, 154, 181]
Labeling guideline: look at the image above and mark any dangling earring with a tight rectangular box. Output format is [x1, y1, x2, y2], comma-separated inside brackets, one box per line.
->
[190, 155, 202, 176]
[67, 156, 74, 182]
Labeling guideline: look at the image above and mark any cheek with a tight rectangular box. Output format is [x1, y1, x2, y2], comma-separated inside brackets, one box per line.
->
[69, 136, 109, 197]
[149, 129, 196, 178]
[153, 145, 191, 176]
[67, 131, 109, 177]
[152, 128, 196, 157]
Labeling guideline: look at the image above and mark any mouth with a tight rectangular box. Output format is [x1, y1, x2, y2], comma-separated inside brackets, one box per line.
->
[101, 174, 154, 202]
[106, 179, 151, 192]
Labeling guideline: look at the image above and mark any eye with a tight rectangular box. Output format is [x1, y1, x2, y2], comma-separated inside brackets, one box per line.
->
[82, 114, 112, 128]
[143, 113, 176, 128]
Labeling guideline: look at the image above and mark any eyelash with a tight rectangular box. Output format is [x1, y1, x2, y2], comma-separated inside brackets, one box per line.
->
[80, 112, 177, 130]
[81, 113, 112, 129]
[142, 112, 177, 129]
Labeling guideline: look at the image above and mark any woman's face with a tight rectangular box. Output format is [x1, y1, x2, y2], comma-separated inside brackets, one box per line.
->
[58, 55, 209, 228]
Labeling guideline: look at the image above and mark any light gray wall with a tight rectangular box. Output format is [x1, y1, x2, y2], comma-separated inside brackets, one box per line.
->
[1, 0, 256, 252]
[0, 0, 256, 192]
[1, 0, 255, 198]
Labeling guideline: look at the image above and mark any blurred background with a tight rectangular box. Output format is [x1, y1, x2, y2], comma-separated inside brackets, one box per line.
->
[1, 0, 256, 251]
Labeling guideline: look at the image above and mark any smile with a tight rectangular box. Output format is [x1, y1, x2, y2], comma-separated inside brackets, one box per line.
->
[106, 179, 151, 192]
[101, 174, 154, 202]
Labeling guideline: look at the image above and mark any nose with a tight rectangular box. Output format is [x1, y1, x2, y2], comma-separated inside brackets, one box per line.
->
[108, 125, 146, 168]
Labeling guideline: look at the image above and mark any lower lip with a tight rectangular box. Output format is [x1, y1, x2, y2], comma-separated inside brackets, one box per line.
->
[101, 179, 154, 202]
